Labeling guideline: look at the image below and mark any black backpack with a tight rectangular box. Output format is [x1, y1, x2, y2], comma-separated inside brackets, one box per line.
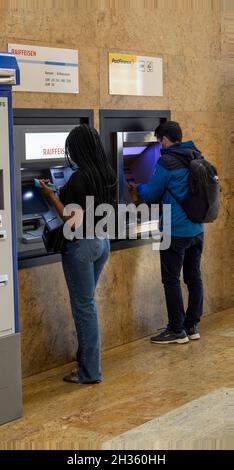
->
[167, 152, 221, 224]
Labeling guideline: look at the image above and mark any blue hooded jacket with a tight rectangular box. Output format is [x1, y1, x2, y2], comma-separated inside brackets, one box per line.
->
[137, 141, 204, 237]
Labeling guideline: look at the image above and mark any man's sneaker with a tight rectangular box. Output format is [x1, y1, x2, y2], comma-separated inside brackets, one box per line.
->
[151, 327, 189, 344]
[185, 325, 200, 340]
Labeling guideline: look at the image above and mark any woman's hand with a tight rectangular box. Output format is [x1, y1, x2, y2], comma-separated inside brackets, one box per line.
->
[39, 179, 55, 198]
[128, 182, 137, 192]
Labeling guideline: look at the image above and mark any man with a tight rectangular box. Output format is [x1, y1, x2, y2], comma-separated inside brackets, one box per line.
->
[131, 121, 204, 344]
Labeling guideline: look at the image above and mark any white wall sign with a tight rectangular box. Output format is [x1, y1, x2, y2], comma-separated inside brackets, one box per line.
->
[25, 132, 69, 160]
[8, 44, 79, 93]
[109, 53, 163, 96]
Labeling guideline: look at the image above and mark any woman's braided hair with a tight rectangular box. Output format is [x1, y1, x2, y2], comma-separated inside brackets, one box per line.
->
[65, 124, 117, 205]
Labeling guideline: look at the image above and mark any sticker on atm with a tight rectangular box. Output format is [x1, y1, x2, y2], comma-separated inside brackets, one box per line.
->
[25, 132, 69, 160]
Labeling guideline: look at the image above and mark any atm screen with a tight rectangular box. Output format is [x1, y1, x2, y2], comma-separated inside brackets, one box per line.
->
[123, 142, 160, 204]
[22, 184, 49, 217]
[25, 132, 69, 160]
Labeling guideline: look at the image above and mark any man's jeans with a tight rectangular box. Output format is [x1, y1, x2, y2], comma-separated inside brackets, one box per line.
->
[160, 234, 204, 333]
[62, 238, 110, 383]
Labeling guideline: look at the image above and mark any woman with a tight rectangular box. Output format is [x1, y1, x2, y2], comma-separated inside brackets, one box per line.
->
[40, 125, 116, 384]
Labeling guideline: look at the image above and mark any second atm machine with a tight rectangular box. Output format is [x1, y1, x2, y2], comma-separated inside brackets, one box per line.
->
[13, 109, 93, 266]
[100, 109, 170, 246]
[114, 131, 161, 239]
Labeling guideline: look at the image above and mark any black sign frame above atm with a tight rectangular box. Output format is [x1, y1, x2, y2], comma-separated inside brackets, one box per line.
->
[14, 108, 94, 124]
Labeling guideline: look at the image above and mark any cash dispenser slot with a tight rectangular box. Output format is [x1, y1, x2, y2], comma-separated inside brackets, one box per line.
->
[20, 166, 73, 245]
[0, 230, 7, 240]
[21, 170, 50, 244]
[0, 274, 8, 287]
[0, 68, 16, 84]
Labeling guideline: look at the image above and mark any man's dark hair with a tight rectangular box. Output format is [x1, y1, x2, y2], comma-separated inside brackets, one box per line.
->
[155, 121, 182, 143]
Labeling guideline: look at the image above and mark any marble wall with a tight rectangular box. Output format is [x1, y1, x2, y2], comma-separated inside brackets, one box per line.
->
[0, 0, 233, 376]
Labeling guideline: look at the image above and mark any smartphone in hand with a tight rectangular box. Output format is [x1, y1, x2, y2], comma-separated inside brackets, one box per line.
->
[34, 179, 57, 191]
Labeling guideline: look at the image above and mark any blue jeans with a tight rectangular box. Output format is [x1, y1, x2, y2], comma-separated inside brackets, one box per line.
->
[62, 238, 110, 383]
[160, 234, 204, 333]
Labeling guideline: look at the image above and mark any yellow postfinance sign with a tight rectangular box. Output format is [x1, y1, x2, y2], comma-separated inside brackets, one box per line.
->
[109, 53, 138, 95]
[109, 53, 137, 65]
[108, 52, 163, 97]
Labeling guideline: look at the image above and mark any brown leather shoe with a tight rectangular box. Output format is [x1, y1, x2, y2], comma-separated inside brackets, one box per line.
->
[63, 369, 101, 384]
[63, 372, 80, 384]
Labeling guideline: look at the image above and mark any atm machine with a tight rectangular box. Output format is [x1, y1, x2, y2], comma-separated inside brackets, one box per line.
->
[0, 53, 22, 424]
[114, 131, 161, 238]
[13, 109, 93, 267]
[14, 126, 73, 263]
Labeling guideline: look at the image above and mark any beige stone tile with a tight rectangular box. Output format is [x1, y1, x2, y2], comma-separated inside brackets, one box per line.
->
[0, 14, 6, 42]
[98, 244, 167, 350]
[171, 111, 223, 173]
[213, 177, 233, 230]
[5, 8, 99, 48]
[219, 111, 234, 179]
[18, 263, 77, 377]
[221, 12, 234, 58]
[121, 245, 166, 338]
[221, 58, 234, 112]
[97, 249, 131, 351]
[168, 56, 224, 112]
[97, 9, 221, 59]
[12, 92, 54, 109]
[202, 228, 233, 314]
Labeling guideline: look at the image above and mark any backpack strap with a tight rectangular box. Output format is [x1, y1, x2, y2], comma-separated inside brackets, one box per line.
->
[168, 151, 193, 169]
[163, 153, 193, 208]
[162, 151, 202, 207]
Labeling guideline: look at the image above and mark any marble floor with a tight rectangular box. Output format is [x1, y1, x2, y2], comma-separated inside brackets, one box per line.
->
[103, 388, 234, 450]
[0, 307, 233, 450]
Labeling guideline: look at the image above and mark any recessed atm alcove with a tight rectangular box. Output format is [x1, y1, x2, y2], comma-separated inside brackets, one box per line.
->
[100, 109, 171, 250]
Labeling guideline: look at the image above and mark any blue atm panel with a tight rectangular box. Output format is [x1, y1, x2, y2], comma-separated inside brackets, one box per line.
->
[0, 52, 22, 425]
